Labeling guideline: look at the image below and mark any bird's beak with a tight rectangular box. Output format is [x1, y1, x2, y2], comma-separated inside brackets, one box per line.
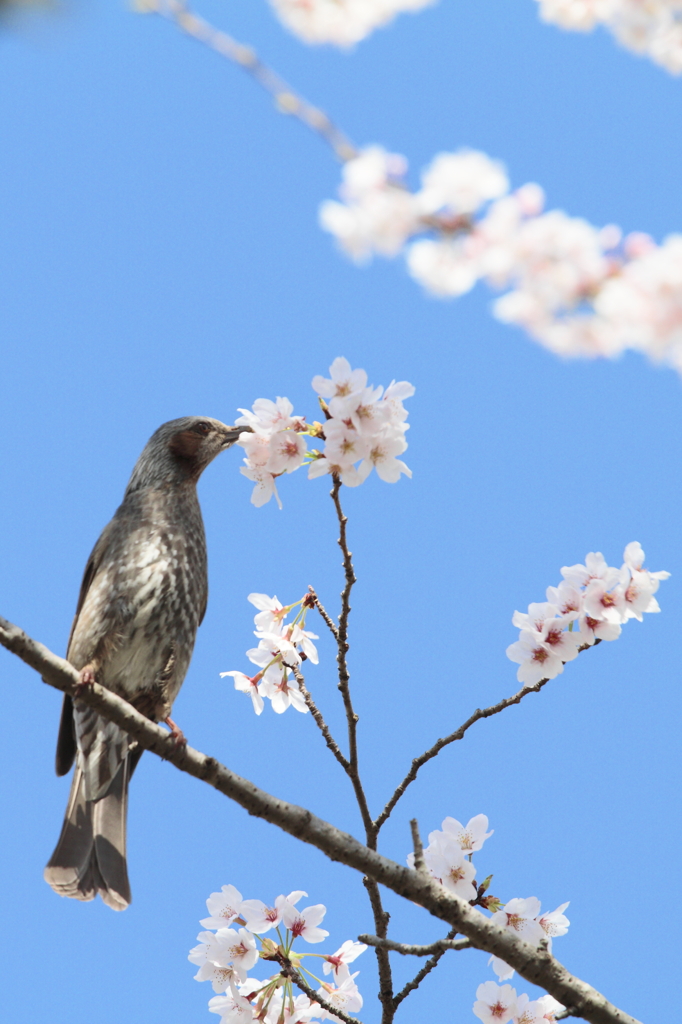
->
[221, 425, 252, 447]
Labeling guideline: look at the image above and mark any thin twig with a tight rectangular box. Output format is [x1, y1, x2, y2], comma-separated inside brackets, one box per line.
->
[0, 616, 643, 1024]
[328, 481, 394, 1021]
[375, 641, 600, 831]
[277, 958, 362, 1024]
[145, 0, 357, 161]
[329, 479, 373, 832]
[359, 933, 471, 956]
[362, 876, 394, 1024]
[308, 585, 340, 642]
[392, 927, 460, 1009]
[410, 818, 426, 874]
[293, 665, 349, 772]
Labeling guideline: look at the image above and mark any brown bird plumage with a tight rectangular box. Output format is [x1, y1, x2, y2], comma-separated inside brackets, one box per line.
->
[45, 416, 243, 910]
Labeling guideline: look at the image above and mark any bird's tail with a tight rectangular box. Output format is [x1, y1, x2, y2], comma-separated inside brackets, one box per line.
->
[44, 757, 132, 911]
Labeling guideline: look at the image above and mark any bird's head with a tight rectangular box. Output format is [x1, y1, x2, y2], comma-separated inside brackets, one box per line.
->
[126, 416, 249, 491]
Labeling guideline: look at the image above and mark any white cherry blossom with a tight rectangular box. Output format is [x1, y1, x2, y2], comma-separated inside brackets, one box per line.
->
[439, 814, 493, 853]
[323, 940, 368, 978]
[201, 885, 246, 930]
[506, 631, 566, 685]
[269, 0, 437, 48]
[474, 981, 518, 1024]
[417, 150, 509, 216]
[281, 900, 330, 943]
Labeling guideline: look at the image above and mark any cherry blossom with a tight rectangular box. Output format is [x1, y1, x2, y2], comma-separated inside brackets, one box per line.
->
[308, 359, 413, 485]
[505, 630, 566, 686]
[281, 900, 330, 943]
[407, 816, 480, 900]
[536, 0, 682, 76]
[321, 146, 682, 376]
[322, 940, 368, 979]
[316, 969, 363, 1020]
[189, 927, 258, 986]
[268, 0, 437, 48]
[537, 902, 571, 948]
[439, 814, 494, 854]
[473, 981, 518, 1024]
[201, 885, 246, 930]
[235, 398, 308, 509]
[240, 890, 306, 933]
[312, 356, 367, 402]
[192, 884, 365, 1022]
[508, 543, 669, 679]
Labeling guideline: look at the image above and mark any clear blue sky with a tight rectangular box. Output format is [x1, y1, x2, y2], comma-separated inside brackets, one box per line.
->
[0, 2, 679, 1021]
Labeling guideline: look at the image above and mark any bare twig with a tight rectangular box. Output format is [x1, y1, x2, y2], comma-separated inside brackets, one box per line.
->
[293, 665, 349, 772]
[409, 818, 426, 874]
[359, 933, 471, 956]
[392, 927, 460, 1009]
[375, 641, 600, 831]
[327, 481, 395, 1021]
[308, 585, 340, 642]
[145, 0, 357, 161]
[276, 957, 363, 1024]
[362, 875, 394, 1024]
[0, 617, 642, 1024]
[328, 479, 373, 833]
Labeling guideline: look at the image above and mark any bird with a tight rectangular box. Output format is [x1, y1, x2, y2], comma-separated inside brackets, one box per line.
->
[44, 416, 244, 910]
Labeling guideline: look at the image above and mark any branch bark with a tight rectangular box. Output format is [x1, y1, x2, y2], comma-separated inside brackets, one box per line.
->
[0, 616, 641, 1024]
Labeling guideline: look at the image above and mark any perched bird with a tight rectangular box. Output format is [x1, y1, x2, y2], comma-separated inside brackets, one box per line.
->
[45, 416, 243, 910]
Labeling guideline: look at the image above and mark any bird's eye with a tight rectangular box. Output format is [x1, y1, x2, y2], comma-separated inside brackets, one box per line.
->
[193, 422, 211, 436]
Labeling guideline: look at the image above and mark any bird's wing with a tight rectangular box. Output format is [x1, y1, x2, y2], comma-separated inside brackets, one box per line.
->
[55, 520, 118, 777]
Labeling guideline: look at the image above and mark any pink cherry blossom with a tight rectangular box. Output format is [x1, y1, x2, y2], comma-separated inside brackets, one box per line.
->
[474, 981, 518, 1024]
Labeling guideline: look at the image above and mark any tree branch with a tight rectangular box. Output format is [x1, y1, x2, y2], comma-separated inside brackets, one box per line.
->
[308, 585, 340, 642]
[145, 0, 357, 161]
[375, 641, 600, 831]
[293, 665, 349, 772]
[359, 933, 471, 956]
[327, 481, 395, 1021]
[0, 617, 640, 1024]
[392, 927, 460, 1010]
[276, 958, 362, 1024]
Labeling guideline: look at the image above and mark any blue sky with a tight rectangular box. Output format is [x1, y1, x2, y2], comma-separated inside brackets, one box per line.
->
[0, 2, 679, 1021]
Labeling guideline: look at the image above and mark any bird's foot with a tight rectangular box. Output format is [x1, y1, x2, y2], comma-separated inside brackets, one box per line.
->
[74, 666, 97, 698]
[164, 716, 187, 748]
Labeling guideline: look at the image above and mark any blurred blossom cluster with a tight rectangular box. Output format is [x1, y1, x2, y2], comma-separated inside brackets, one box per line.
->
[507, 542, 669, 685]
[406, 816, 567, 1023]
[268, 0, 437, 46]
[189, 884, 366, 1022]
[235, 357, 413, 507]
[221, 592, 318, 715]
[536, 0, 682, 75]
[320, 147, 682, 373]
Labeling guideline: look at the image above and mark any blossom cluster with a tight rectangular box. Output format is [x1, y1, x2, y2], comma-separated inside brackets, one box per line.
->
[536, 0, 682, 76]
[506, 542, 669, 685]
[189, 883, 366, 1023]
[235, 357, 413, 507]
[267, 0, 436, 47]
[320, 146, 682, 375]
[474, 982, 564, 1024]
[405, 815, 567, 1023]
[221, 593, 319, 715]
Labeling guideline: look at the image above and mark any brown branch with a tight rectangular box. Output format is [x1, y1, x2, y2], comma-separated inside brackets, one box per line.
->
[276, 957, 362, 1024]
[0, 617, 641, 1024]
[293, 665, 349, 772]
[375, 641, 600, 831]
[392, 927, 460, 1010]
[308, 585, 340, 642]
[145, 0, 357, 161]
[328, 480, 394, 1021]
[362, 875, 394, 1024]
[359, 933, 471, 956]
